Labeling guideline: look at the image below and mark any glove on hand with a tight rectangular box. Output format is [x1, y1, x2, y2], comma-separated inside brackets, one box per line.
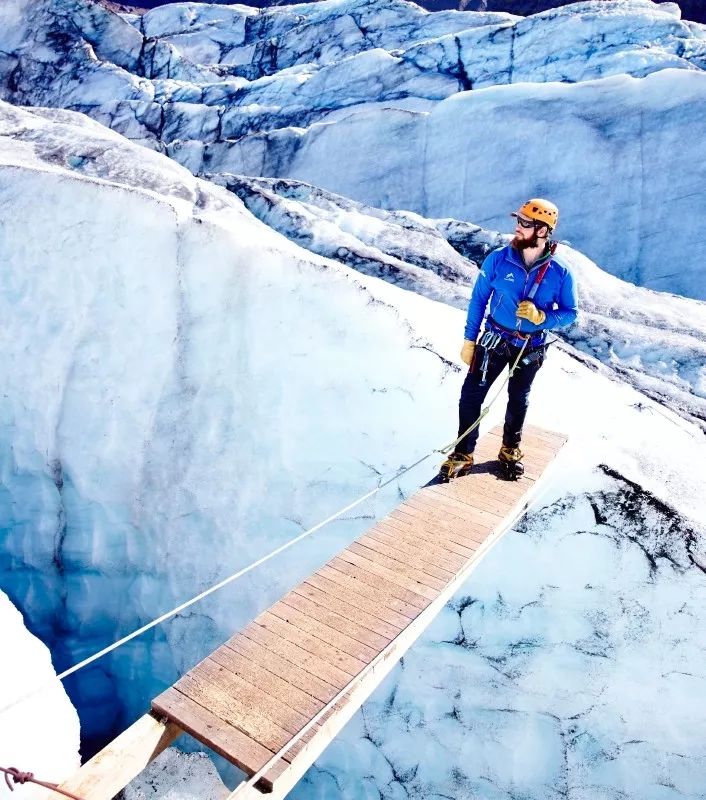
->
[516, 300, 546, 325]
[460, 340, 475, 366]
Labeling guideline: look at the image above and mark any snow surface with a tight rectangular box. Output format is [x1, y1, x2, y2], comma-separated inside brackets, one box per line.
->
[122, 750, 228, 800]
[1, 0, 706, 297]
[0, 592, 80, 800]
[1, 98, 706, 799]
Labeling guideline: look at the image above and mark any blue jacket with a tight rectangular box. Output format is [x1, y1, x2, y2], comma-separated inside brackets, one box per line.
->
[464, 245, 578, 341]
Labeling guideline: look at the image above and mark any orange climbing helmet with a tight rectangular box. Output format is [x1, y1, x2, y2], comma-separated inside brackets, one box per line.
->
[512, 198, 559, 231]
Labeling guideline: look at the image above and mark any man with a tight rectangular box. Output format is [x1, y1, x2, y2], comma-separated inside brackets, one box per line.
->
[440, 198, 578, 481]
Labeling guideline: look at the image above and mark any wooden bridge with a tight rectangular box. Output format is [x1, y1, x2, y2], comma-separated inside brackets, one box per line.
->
[54, 424, 566, 800]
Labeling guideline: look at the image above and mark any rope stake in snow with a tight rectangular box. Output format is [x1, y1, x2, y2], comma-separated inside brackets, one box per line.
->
[1, 766, 84, 800]
[0, 339, 531, 720]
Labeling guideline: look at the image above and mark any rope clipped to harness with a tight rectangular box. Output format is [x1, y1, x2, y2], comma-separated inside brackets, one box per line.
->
[1, 766, 84, 800]
[443, 247, 555, 452]
[439, 335, 530, 455]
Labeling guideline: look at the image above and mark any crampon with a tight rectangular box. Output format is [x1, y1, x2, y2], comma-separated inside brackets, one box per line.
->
[438, 452, 474, 483]
[498, 445, 524, 480]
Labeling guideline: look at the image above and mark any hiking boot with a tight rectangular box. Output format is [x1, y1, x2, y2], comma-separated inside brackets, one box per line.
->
[438, 452, 474, 482]
[498, 444, 524, 480]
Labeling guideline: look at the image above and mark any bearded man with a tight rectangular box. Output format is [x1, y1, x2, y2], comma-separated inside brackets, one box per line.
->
[439, 199, 578, 481]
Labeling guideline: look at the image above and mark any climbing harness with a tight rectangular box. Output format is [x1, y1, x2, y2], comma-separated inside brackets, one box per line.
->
[479, 330, 503, 350]
[448, 252, 555, 455]
[520, 347, 546, 367]
[477, 329, 504, 386]
[441, 335, 530, 456]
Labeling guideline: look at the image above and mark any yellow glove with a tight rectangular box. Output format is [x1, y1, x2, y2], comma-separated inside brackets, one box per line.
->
[460, 340, 475, 365]
[516, 300, 546, 325]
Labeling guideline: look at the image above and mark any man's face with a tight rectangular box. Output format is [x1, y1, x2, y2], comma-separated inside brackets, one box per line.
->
[511, 214, 541, 250]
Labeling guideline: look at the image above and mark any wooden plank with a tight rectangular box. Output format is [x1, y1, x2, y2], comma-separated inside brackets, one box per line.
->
[424, 471, 528, 506]
[225, 634, 339, 705]
[347, 539, 446, 591]
[424, 477, 524, 510]
[390, 506, 488, 548]
[151, 690, 284, 785]
[327, 555, 428, 611]
[371, 522, 469, 571]
[400, 494, 503, 535]
[483, 435, 561, 465]
[55, 712, 181, 800]
[193, 658, 312, 736]
[358, 531, 456, 581]
[479, 422, 567, 451]
[228, 427, 568, 799]
[270, 600, 380, 663]
[391, 503, 489, 540]
[275, 688, 353, 764]
[242, 621, 352, 691]
[463, 427, 549, 479]
[525, 423, 567, 441]
[174, 667, 295, 752]
[378, 516, 476, 559]
[292, 580, 399, 649]
[349, 541, 449, 591]
[298, 579, 403, 639]
[366, 526, 467, 574]
[488, 425, 566, 448]
[257, 610, 367, 677]
[480, 431, 551, 453]
[461, 426, 560, 478]
[209, 646, 323, 720]
[525, 422, 565, 437]
[381, 515, 484, 561]
[154, 424, 567, 798]
[315, 565, 419, 626]
[456, 459, 542, 482]
[416, 491, 506, 527]
[433, 480, 528, 516]
[413, 487, 512, 524]
[420, 484, 517, 521]
[282, 590, 392, 651]
[335, 548, 438, 602]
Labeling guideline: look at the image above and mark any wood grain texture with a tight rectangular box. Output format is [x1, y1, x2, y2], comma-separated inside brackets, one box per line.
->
[149, 424, 567, 795]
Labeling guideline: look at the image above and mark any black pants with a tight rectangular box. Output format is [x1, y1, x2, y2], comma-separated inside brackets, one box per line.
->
[456, 341, 546, 455]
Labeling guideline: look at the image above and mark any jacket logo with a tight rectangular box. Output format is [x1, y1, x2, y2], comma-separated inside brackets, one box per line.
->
[504, 272, 515, 281]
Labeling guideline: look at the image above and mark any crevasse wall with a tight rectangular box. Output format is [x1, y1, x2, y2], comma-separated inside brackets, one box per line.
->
[0, 117, 461, 746]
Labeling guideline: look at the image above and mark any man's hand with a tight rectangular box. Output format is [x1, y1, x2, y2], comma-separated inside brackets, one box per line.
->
[516, 300, 546, 325]
[460, 340, 475, 366]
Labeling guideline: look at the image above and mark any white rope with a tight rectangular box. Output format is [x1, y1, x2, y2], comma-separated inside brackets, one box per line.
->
[0, 450, 434, 719]
[239, 421, 543, 794]
[0, 339, 532, 720]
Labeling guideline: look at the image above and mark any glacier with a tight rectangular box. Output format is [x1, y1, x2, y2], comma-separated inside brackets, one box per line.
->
[1, 97, 706, 798]
[0, 98, 463, 746]
[0, 591, 80, 800]
[210, 174, 706, 430]
[1, 0, 706, 297]
[1, 0, 706, 797]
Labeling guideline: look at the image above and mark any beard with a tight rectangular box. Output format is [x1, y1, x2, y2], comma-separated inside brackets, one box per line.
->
[511, 231, 540, 250]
